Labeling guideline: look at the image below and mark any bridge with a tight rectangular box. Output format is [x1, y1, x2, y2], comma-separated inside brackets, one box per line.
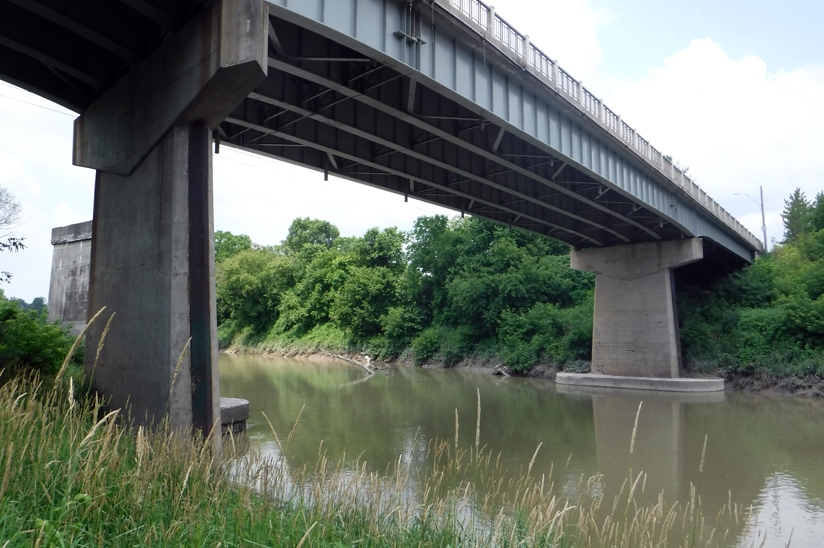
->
[1, 0, 758, 432]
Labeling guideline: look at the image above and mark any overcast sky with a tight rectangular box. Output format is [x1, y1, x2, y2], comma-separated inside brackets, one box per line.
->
[1, 0, 823, 302]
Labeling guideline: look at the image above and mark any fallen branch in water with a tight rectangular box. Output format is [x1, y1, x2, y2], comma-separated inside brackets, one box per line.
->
[492, 364, 511, 378]
[329, 354, 375, 375]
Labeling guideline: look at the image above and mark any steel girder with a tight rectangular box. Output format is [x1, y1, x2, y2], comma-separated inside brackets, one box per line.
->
[261, 0, 757, 261]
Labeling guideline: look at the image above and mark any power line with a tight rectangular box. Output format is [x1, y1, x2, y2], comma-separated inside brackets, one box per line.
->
[0, 92, 74, 117]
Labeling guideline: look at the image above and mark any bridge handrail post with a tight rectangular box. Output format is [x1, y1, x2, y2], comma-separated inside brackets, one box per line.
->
[523, 35, 530, 65]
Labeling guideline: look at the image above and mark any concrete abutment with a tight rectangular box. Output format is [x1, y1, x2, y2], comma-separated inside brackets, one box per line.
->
[48, 221, 92, 337]
[76, 0, 267, 434]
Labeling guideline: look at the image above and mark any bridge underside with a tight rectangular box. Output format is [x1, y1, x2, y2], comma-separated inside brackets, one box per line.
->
[222, 14, 687, 251]
[0, 0, 756, 430]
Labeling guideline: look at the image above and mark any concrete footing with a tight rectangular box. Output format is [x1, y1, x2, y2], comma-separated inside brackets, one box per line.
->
[556, 372, 724, 392]
[220, 398, 250, 435]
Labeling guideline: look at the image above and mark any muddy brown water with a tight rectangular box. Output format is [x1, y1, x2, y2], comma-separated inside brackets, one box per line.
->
[219, 354, 824, 547]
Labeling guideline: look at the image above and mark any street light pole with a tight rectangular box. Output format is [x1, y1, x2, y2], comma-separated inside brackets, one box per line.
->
[735, 188, 769, 253]
[760, 186, 768, 253]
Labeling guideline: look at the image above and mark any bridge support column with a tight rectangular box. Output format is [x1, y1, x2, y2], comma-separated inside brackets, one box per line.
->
[87, 122, 218, 431]
[74, 0, 267, 432]
[570, 239, 703, 378]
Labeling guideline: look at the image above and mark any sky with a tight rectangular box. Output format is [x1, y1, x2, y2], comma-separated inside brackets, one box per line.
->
[1, 0, 823, 302]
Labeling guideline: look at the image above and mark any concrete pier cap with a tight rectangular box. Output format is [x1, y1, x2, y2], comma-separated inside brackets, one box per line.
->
[570, 238, 704, 282]
[565, 238, 722, 392]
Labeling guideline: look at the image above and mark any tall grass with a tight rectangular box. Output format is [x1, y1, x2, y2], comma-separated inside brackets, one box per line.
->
[0, 374, 759, 546]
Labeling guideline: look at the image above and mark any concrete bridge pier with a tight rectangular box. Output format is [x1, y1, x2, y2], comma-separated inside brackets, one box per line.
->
[559, 239, 723, 391]
[72, 0, 267, 433]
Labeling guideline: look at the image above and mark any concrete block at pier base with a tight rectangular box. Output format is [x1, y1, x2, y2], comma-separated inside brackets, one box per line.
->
[220, 398, 250, 435]
[556, 373, 724, 393]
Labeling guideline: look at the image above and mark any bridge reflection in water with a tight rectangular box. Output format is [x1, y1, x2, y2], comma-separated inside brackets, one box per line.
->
[559, 384, 725, 507]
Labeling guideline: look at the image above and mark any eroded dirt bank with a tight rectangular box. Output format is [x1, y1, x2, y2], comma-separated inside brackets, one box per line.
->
[222, 347, 824, 398]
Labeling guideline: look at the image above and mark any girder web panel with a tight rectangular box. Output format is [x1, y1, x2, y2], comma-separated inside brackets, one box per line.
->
[264, 0, 758, 261]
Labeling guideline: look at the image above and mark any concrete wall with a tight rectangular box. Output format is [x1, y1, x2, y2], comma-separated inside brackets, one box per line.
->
[48, 221, 92, 337]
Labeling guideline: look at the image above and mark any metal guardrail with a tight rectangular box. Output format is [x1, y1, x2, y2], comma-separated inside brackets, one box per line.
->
[441, 0, 762, 251]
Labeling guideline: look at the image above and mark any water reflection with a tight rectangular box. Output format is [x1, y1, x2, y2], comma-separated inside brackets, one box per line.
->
[220, 354, 824, 547]
[559, 384, 726, 507]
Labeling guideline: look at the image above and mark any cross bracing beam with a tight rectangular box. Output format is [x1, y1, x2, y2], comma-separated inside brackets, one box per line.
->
[117, 0, 179, 31]
[245, 86, 626, 243]
[265, 4, 759, 260]
[265, 55, 663, 243]
[0, 35, 104, 88]
[6, 0, 139, 62]
[222, 115, 601, 247]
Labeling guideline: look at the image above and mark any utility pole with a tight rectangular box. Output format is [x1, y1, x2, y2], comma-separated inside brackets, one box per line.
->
[760, 186, 768, 252]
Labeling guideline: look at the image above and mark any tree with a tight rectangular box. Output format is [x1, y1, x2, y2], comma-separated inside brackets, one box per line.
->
[781, 188, 810, 244]
[282, 218, 340, 255]
[0, 186, 25, 283]
[215, 230, 253, 263]
[808, 192, 824, 234]
[216, 249, 294, 333]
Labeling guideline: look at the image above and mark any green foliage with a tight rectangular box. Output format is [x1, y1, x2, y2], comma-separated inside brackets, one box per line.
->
[0, 292, 75, 376]
[782, 187, 811, 244]
[217, 215, 592, 371]
[217, 188, 824, 377]
[216, 250, 294, 336]
[679, 189, 824, 377]
[214, 230, 253, 263]
[9, 295, 47, 314]
[497, 297, 594, 372]
[282, 217, 340, 255]
[330, 266, 400, 343]
[411, 327, 442, 366]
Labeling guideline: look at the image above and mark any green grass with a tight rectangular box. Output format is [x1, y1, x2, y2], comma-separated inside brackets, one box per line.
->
[0, 367, 756, 547]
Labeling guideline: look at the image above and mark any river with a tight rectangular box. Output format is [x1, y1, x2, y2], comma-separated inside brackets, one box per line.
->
[219, 354, 824, 547]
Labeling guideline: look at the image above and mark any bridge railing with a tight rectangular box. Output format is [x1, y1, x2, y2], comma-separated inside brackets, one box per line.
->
[442, 0, 762, 252]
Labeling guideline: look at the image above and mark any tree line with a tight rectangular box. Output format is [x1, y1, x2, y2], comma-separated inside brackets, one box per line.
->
[216, 216, 594, 371]
[218, 188, 824, 378]
[677, 188, 824, 377]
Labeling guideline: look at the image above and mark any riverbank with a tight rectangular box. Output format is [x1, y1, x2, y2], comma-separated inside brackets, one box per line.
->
[0, 373, 501, 547]
[5, 370, 755, 548]
[222, 344, 824, 398]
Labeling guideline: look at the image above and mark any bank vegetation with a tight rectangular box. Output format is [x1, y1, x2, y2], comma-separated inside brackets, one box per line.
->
[216, 189, 824, 385]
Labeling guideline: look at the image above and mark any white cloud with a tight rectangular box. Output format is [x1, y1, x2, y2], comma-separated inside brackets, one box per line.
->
[498, 0, 608, 82]
[53, 203, 89, 227]
[605, 38, 824, 248]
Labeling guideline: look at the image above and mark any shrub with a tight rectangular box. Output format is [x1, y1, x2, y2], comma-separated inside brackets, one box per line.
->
[0, 299, 75, 376]
[411, 327, 442, 366]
